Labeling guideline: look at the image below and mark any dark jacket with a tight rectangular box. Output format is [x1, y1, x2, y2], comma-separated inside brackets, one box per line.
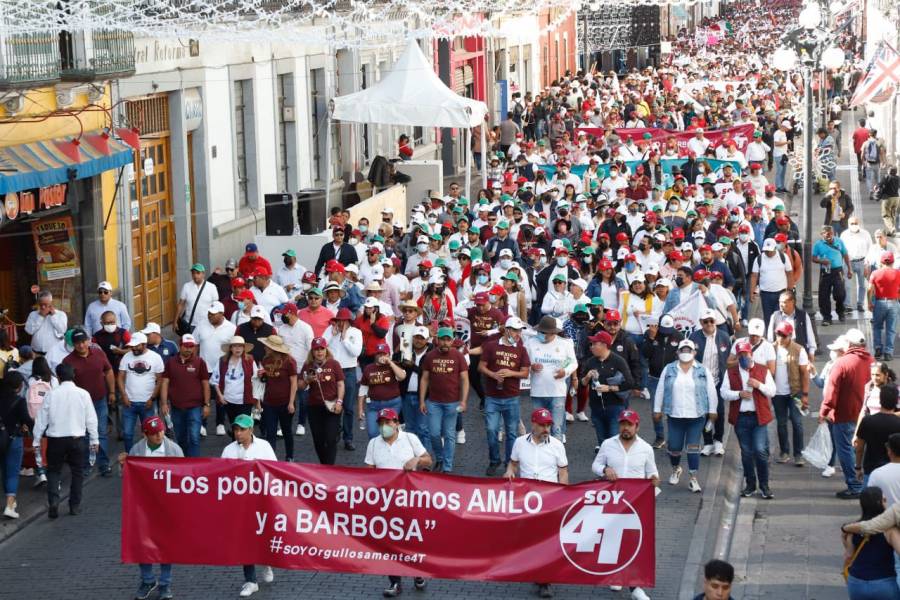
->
[642, 331, 681, 378]
[689, 328, 732, 385]
[392, 345, 432, 395]
[583, 352, 635, 409]
[819, 190, 853, 227]
[313, 242, 358, 275]
[0, 389, 33, 439]
[367, 156, 391, 188]
[694, 259, 735, 289]
[879, 173, 900, 198]
[236, 322, 276, 363]
[609, 330, 641, 383]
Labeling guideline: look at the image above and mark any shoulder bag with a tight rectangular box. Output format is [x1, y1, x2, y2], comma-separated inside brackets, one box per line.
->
[176, 280, 208, 336]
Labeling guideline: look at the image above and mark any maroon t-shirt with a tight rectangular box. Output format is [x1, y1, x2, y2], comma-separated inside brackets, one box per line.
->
[300, 359, 345, 407]
[262, 354, 298, 406]
[163, 355, 210, 409]
[480, 339, 530, 398]
[467, 307, 505, 348]
[361, 363, 402, 401]
[421, 348, 467, 403]
[62, 347, 112, 401]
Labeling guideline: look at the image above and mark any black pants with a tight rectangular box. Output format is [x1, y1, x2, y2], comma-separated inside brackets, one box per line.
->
[46, 436, 85, 509]
[224, 403, 252, 439]
[702, 391, 726, 444]
[819, 269, 847, 320]
[308, 405, 340, 465]
[262, 403, 294, 460]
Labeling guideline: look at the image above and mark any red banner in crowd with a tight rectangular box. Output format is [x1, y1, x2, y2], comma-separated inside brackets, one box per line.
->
[122, 458, 655, 587]
[577, 123, 757, 153]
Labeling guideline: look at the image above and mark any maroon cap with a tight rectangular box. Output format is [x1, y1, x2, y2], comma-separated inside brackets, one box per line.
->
[377, 408, 399, 421]
[618, 409, 640, 425]
[531, 408, 554, 425]
[474, 292, 490, 305]
[142, 416, 165, 435]
[280, 302, 299, 315]
[374, 342, 391, 355]
[310, 337, 328, 350]
[883, 251, 895, 264]
[775, 322, 794, 337]
[588, 331, 614, 345]
[735, 340, 753, 354]
[330, 307, 354, 322]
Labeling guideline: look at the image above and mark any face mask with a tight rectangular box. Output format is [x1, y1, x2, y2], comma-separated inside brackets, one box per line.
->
[505, 334, 516, 345]
[417, 243, 428, 253]
[674, 276, 684, 287]
[738, 356, 752, 370]
[849, 224, 860, 232]
[359, 225, 368, 233]
[610, 171, 618, 178]
[380, 424, 395, 439]
[777, 243, 785, 251]
[500, 259, 512, 270]
[237, 301, 245, 311]
[678, 352, 693, 363]
[428, 216, 438, 225]
[668, 204, 678, 212]
[625, 262, 635, 273]
[477, 274, 489, 285]
[738, 233, 750, 243]
[349, 238, 358, 246]
[281, 315, 291, 325]
[536, 332, 547, 343]
[103, 324, 117, 333]
[660, 326, 675, 336]
[489, 294, 498, 303]
[590, 307, 601, 317]
[556, 257, 567, 267]
[584, 256, 593, 264]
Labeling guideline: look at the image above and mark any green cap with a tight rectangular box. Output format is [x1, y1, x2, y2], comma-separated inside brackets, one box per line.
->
[431, 233, 442, 241]
[307, 287, 323, 297]
[653, 206, 663, 213]
[232, 414, 254, 429]
[718, 236, 733, 245]
[753, 130, 762, 137]
[496, 220, 509, 229]
[590, 179, 599, 189]
[373, 234, 385, 242]
[643, 132, 653, 139]
[470, 247, 483, 260]
[503, 271, 520, 282]
[437, 327, 454, 339]
[774, 204, 785, 212]
[457, 197, 469, 206]
[435, 258, 447, 267]
[469, 225, 481, 235]
[537, 139, 546, 146]
[478, 198, 489, 205]
[590, 296, 604, 306]
[282, 249, 297, 257]
[562, 238, 574, 251]
[452, 206, 463, 214]
[686, 210, 698, 218]
[449, 240, 461, 250]
[582, 246, 596, 255]
[500, 194, 512, 202]
[552, 273, 567, 282]
[457, 214, 470, 223]
[190, 263, 206, 272]
[573, 303, 589, 314]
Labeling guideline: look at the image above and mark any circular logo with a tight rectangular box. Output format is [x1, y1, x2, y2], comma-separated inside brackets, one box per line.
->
[558, 489, 644, 576]
[5, 192, 19, 220]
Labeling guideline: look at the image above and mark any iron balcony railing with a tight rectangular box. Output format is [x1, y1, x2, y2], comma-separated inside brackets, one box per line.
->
[0, 32, 61, 90]
[61, 29, 136, 81]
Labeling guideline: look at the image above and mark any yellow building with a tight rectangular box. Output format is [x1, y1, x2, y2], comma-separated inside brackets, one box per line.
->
[0, 30, 135, 330]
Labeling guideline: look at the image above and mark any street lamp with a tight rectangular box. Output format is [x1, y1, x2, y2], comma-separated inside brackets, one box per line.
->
[772, 0, 846, 312]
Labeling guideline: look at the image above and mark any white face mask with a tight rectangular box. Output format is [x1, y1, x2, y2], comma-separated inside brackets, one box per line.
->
[556, 257, 567, 267]
[849, 224, 860, 232]
[584, 256, 593, 264]
[349, 238, 358, 246]
[738, 233, 750, 243]
[103, 324, 117, 333]
[678, 351, 693, 363]
[500, 259, 512, 270]
[428, 216, 438, 224]
[417, 243, 428, 253]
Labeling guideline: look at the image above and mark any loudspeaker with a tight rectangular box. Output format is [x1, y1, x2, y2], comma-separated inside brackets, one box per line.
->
[630, 6, 660, 48]
[296, 189, 327, 235]
[264, 193, 294, 236]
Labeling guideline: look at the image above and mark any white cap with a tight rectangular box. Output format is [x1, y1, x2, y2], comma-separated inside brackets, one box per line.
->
[180, 334, 197, 346]
[499, 248, 514, 257]
[678, 339, 696, 351]
[380, 257, 393, 266]
[345, 263, 359, 274]
[127, 332, 148, 347]
[845, 328, 866, 345]
[504, 317, 526, 330]
[97, 281, 113, 291]
[250, 305, 267, 319]
[645, 264, 660, 276]
[762, 238, 777, 251]
[381, 207, 394, 214]
[570, 278, 588, 290]
[208, 301, 225, 314]
[781, 120, 792, 129]
[141, 322, 161, 335]
[748, 318, 766, 336]
[711, 242, 724, 252]
[699, 308, 721, 324]
[827, 335, 849, 351]
[364, 297, 380, 308]
[654, 277, 672, 288]
[393, 219, 404, 229]
[630, 273, 646, 283]
[417, 235, 429, 244]
[413, 326, 431, 338]
[428, 273, 445, 285]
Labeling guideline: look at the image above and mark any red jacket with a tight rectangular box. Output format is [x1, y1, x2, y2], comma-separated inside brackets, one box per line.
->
[821, 347, 874, 424]
[726, 364, 774, 426]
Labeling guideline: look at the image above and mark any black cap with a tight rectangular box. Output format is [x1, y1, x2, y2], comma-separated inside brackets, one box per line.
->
[71, 330, 89, 344]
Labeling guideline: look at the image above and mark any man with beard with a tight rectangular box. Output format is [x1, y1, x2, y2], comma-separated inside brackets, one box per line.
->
[117, 332, 165, 452]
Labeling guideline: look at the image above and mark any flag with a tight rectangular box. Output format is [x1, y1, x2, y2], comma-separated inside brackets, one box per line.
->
[668, 289, 708, 332]
[850, 41, 900, 107]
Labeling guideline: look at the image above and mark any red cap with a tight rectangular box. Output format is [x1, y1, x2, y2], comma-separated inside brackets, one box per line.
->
[699, 244, 713, 253]
[580, 231, 593, 244]
[280, 302, 299, 315]
[599, 232, 610, 239]
[644, 211, 657, 221]
[739, 224, 751, 233]
[673, 228, 685, 239]
[419, 260, 433, 269]
[618, 409, 640, 425]
[882, 251, 895, 264]
[310, 337, 328, 350]
[774, 233, 788, 243]
[623, 253, 636, 262]
[236, 290, 256, 302]
[374, 342, 391, 355]
[750, 162, 762, 170]
[377, 408, 399, 421]
[598, 259, 614, 271]
[325, 260, 345, 273]
[735, 341, 753, 354]
[474, 292, 490, 305]
[668, 251, 684, 261]
[253, 266, 271, 278]
[490, 284, 505, 297]
[616, 232, 630, 242]
[775, 322, 794, 337]
[775, 216, 789, 226]
[367, 246, 382, 254]
[351, 229, 362, 237]
[716, 208, 729, 218]
[716, 227, 730, 237]
[605, 208, 617, 218]
[765, 184, 776, 193]
[693, 269, 710, 282]
[554, 247, 569, 256]
[142, 416, 166, 435]
[605, 309, 621, 322]
[531, 408, 554, 425]
[330, 307, 354, 321]
[302, 271, 318, 284]
[588, 331, 614, 345]
[231, 277, 246, 289]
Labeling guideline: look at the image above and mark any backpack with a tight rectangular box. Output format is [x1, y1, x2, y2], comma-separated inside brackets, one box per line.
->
[26, 379, 52, 420]
[865, 140, 879, 163]
[755, 250, 786, 272]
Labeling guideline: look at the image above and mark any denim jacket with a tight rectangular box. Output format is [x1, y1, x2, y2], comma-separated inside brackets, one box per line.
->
[660, 361, 710, 416]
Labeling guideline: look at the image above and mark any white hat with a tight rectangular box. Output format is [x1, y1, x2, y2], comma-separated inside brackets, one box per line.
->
[762, 238, 777, 251]
[208, 301, 225, 314]
[781, 120, 792, 129]
[428, 273, 445, 285]
[127, 332, 148, 347]
[381, 207, 394, 214]
[504, 317, 527, 330]
[417, 235, 429, 244]
[141, 322, 161, 335]
[747, 318, 766, 336]
[630, 273, 646, 284]
[645, 264, 660, 276]
[345, 264, 359, 274]
[570, 278, 588, 290]
[180, 334, 197, 346]
[363, 297, 380, 308]
[499, 248, 514, 257]
[845, 328, 866, 345]
[678, 339, 696, 351]
[380, 257, 393, 266]
[827, 335, 849, 351]
[413, 326, 431, 339]
[98, 281, 113, 292]
[250, 305, 268, 319]
[551, 239, 565, 249]
[654, 277, 672, 288]
[660, 314, 675, 328]
[711, 242, 724, 252]
[699, 308, 723, 325]
[681, 242, 695, 252]
[392, 219, 404, 229]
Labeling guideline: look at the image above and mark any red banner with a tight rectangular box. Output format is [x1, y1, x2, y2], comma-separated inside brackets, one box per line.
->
[122, 458, 655, 587]
[578, 123, 757, 153]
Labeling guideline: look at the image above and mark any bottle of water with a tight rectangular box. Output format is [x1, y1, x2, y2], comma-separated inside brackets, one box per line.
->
[164, 412, 174, 431]
[704, 419, 713, 433]
[89, 446, 97, 467]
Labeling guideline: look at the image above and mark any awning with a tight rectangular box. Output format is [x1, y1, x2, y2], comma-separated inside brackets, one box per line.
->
[0, 132, 134, 195]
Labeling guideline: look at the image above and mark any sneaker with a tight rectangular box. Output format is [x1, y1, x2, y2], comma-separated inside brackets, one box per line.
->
[668, 466, 683, 485]
[713, 441, 725, 456]
[794, 457, 806, 467]
[200, 426, 207, 437]
[561, 434, 567, 444]
[874, 350, 884, 360]
[296, 424, 306, 436]
[69, 504, 81, 515]
[821, 465, 836, 478]
[276, 427, 283, 438]
[3, 505, 19, 519]
[538, 584, 554, 598]
[836, 489, 861, 499]
[414, 577, 426, 590]
[498, 429, 504, 442]
[700, 444, 714, 456]
[641, 388, 651, 400]
[821, 320, 832, 326]
[19, 468, 34, 477]
[594, 446, 600, 454]
[383, 582, 402, 597]
[609, 586, 623, 591]
[688, 477, 702, 493]
[575, 411, 589, 422]
[740, 485, 756, 497]
[215, 424, 225, 436]
[344, 441, 355, 451]
[565, 412, 575, 422]
[775, 453, 791, 464]
[486, 462, 502, 476]
[652, 437, 666, 449]
[457, 430, 466, 444]
[34, 473, 47, 487]
[261, 566, 274, 583]
[631, 588, 651, 600]
[239, 582, 259, 597]
[885, 354, 895, 361]
[157, 585, 174, 600]
[760, 486, 774, 500]
[135, 581, 158, 600]
[856, 305, 864, 313]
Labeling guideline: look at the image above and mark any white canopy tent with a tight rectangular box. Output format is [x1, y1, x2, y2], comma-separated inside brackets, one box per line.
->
[329, 39, 489, 210]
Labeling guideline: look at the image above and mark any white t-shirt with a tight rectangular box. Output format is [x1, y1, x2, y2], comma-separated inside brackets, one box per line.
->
[364, 431, 428, 469]
[772, 130, 788, 158]
[251, 282, 290, 314]
[209, 357, 259, 404]
[145, 444, 167, 457]
[193, 320, 237, 373]
[221, 437, 277, 461]
[524, 336, 578, 397]
[868, 463, 900, 505]
[774, 344, 809, 395]
[119, 350, 165, 404]
[179, 281, 220, 328]
[751, 252, 791, 292]
[510, 434, 568, 482]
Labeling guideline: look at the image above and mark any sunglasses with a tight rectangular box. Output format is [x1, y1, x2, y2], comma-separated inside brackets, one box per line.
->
[701, 319, 716, 324]
[333, 232, 345, 236]
[98, 290, 110, 295]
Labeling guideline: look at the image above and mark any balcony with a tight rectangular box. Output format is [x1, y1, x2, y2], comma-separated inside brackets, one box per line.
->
[60, 29, 136, 82]
[0, 33, 61, 91]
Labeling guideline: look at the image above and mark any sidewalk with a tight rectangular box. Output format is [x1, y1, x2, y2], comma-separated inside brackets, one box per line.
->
[725, 110, 872, 600]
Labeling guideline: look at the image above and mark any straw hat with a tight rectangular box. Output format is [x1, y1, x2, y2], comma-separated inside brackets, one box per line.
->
[259, 335, 291, 354]
[221, 335, 253, 354]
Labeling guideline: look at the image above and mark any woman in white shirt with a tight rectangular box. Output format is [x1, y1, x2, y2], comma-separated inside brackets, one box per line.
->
[209, 337, 260, 429]
[541, 274, 573, 318]
[621, 277, 657, 337]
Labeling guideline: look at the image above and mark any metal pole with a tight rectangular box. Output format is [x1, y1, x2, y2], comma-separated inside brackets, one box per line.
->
[802, 69, 815, 311]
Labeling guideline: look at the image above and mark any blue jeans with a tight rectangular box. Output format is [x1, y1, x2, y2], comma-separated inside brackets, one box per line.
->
[243, 565, 257, 583]
[591, 403, 626, 447]
[772, 395, 804, 458]
[847, 574, 900, 600]
[647, 376, 664, 440]
[84, 398, 109, 470]
[171, 406, 202, 457]
[1, 436, 24, 496]
[140, 563, 172, 587]
[341, 368, 357, 442]
[760, 290, 783, 328]
[295, 387, 308, 427]
[532, 396, 566, 440]
[485, 396, 520, 464]
[122, 402, 155, 453]
[365, 397, 403, 439]
[427, 400, 459, 472]
[834, 420, 863, 492]
[667, 416, 704, 472]
[402, 392, 431, 455]
[775, 156, 787, 190]
[735, 413, 770, 488]
[849, 260, 866, 308]
[873, 299, 900, 356]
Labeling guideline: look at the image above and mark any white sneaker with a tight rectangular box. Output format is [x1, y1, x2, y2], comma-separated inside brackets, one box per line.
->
[641, 388, 651, 400]
[261, 566, 274, 583]
[457, 430, 466, 444]
[296, 424, 306, 436]
[498, 429, 504, 442]
[631, 587, 651, 600]
[19, 468, 33, 477]
[668, 466, 683, 485]
[575, 411, 589, 422]
[566, 412, 575, 422]
[822, 465, 836, 478]
[562, 434, 567, 444]
[689, 476, 702, 493]
[3, 505, 19, 519]
[200, 426, 207, 437]
[713, 441, 725, 456]
[610, 586, 623, 591]
[700, 444, 714, 456]
[276, 427, 283, 438]
[215, 424, 225, 436]
[239, 582, 259, 597]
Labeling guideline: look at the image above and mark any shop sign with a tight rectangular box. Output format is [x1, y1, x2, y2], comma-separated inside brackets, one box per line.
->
[3, 184, 67, 220]
[4, 192, 19, 220]
[183, 88, 203, 132]
[32, 215, 80, 281]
